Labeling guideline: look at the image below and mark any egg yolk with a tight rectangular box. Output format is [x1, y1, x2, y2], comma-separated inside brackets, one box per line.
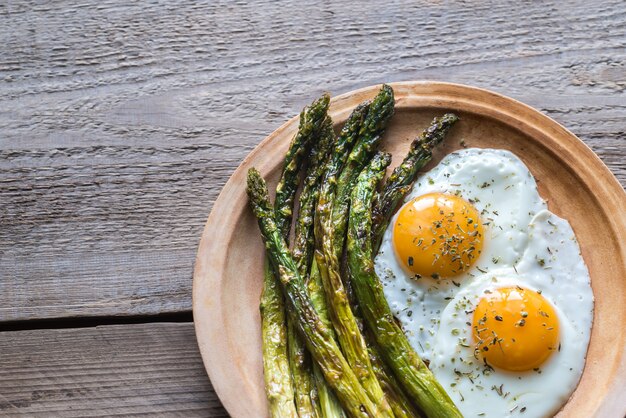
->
[393, 192, 484, 278]
[472, 287, 560, 371]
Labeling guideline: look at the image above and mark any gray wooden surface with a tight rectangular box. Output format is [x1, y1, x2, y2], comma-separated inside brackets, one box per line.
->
[1, 0, 624, 415]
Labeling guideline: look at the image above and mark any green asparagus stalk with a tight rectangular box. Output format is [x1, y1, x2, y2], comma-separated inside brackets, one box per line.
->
[347, 159, 462, 418]
[368, 342, 423, 418]
[290, 110, 348, 417]
[372, 113, 459, 252]
[260, 261, 297, 417]
[309, 258, 347, 418]
[287, 324, 317, 418]
[320, 85, 394, 307]
[293, 117, 335, 276]
[290, 116, 335, 418]
[313, 358, 345, 418]
[275, 94, 331, 236]
[261, 94, 330, 418]
[312, 102, 369, 417]
[330, 84, 395, 256]
[316, 86, 395, 414]
[293, 116, 348, 418]
[247, 168, 382, 418]
[314, 101, 370, 247]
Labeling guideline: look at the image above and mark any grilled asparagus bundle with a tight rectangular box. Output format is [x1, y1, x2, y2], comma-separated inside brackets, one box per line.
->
[249, 85, 461, 418]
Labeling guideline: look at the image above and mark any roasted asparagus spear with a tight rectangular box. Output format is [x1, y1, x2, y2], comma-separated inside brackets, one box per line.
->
[261, 94, 330, 417]
[290, 116, 335, 418]
[347, 156, 462, 418]
[274, 95, 330, 236]
[308, 259, 346, 418]
[260, 261, 297, 417]
[293, 116, 335, 278]
[316, 85, 395, 414]
[330, 85, 395, 256]
[368, 337, 422, 418]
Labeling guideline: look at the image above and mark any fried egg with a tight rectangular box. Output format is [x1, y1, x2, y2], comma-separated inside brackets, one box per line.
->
[374, 149, 593, 417]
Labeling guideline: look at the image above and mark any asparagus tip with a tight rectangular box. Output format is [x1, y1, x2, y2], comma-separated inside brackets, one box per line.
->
[246, 167, 262, 188]
[246, 168, 271, 210]
[372, 151, 392, 170]
[443, 112, 460, 123]
[419, 112, 460, 150]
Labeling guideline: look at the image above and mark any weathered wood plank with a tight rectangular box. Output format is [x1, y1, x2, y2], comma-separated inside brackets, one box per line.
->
[0, 322, 228, 417]
[0, 0, 624, 321]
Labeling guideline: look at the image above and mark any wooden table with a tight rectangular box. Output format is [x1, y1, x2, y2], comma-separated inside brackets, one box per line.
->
[1, 0, 624, 416]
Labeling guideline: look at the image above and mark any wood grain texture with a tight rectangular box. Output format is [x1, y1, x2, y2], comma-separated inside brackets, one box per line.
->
[0, 322, 228, 417]
[1, 1, 625, 416]
[0, 0, 624, 323]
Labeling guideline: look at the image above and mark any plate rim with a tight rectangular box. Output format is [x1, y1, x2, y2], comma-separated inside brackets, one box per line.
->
[193, 81, 626, 418]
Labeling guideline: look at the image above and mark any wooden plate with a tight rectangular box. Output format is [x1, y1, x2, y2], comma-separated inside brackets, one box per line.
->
[193, 82, 626, 418]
